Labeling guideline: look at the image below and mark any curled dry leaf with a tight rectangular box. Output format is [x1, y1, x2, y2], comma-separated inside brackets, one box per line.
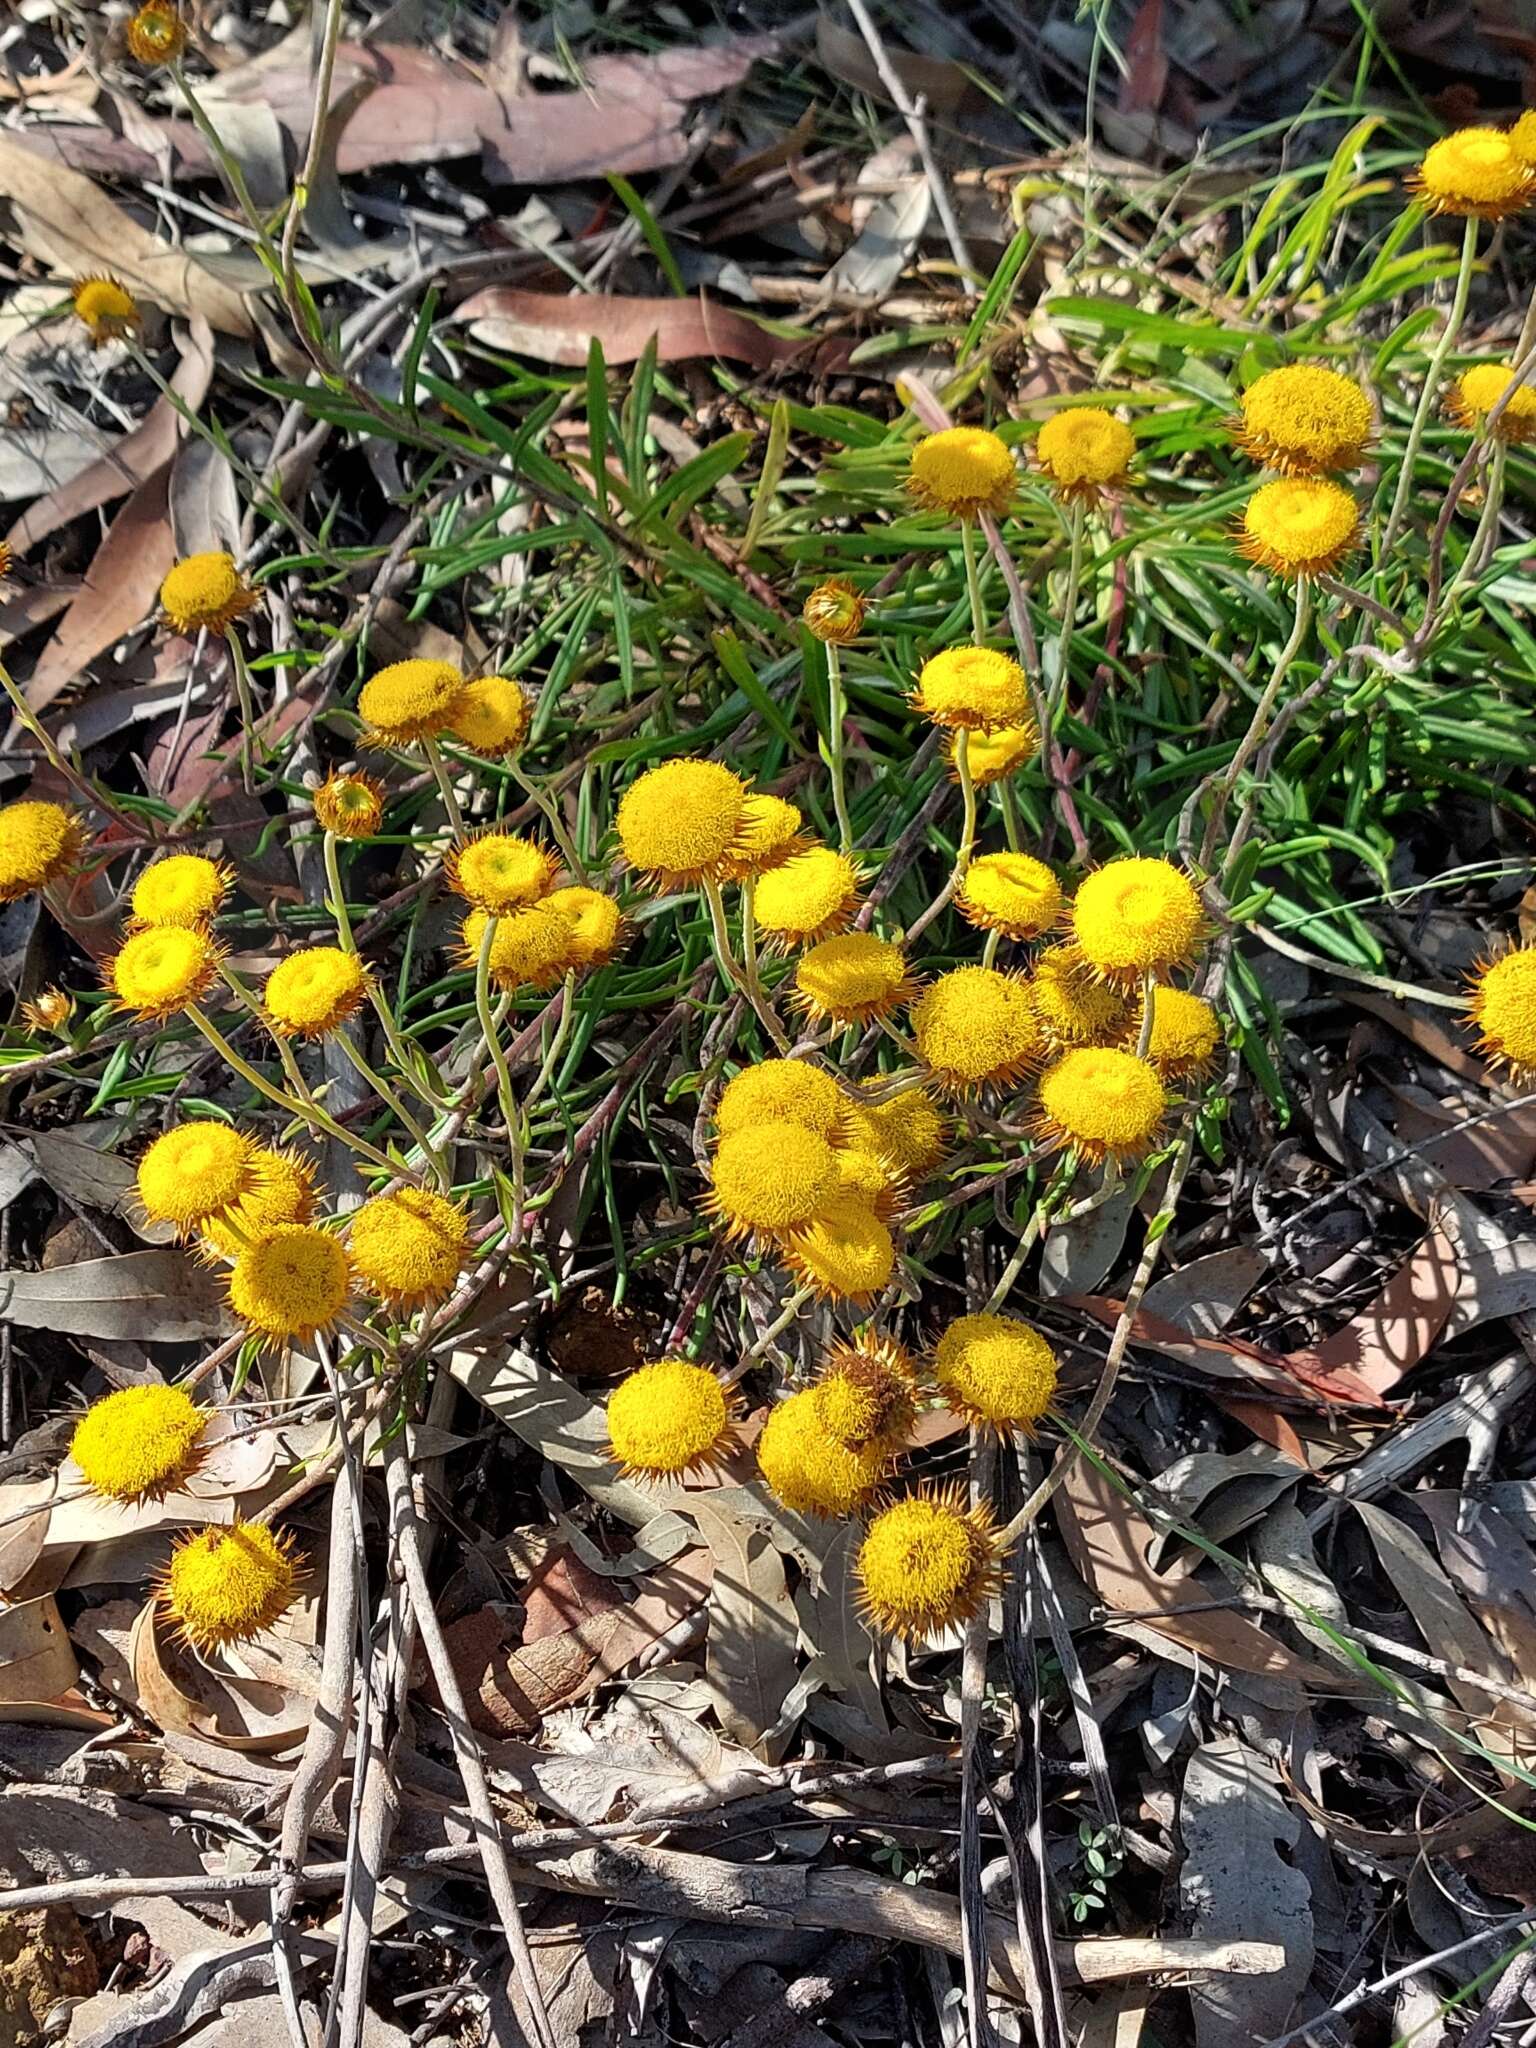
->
[129, 1599, 310, 1753]
[452, 289, 854, 375]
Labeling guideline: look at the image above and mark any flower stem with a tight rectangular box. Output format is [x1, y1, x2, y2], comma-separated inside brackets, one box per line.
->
[216, 962, 316, 1106]
[421, 737, 466, 839]
[1136, 970, 1157, 1059]
[1382, 212, 1479, 556]
[0, 660, 140, 837]
[324, 829, 449, 1114]
[222, 628, 258, 795]
[189, 1007, 404, 1179]
[509, 765, 588, 883]
[523, 971, 577, 1117]
[473, 914, 520, 1189]
[1441, 439, 1508, 613]
[1045, 500, 1087, 732]
[825, 641, 854, 855]
[961, 517, 987, 642]
[998, 779, 1023, 852]
[1206, 574, 1313, 879]
[333, 1030, 450, 1187]
[744, 1285, 814, 1361]
[738, 881, 791, 1054]
[322, 831, 356, 956]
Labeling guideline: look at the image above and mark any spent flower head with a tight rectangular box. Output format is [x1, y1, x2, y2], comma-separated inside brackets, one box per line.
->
[125, 0, 186, 61]
[0, 800, 86, 903]
[802, 579, 865, 644]
[72, 275, 141, 346]
[813, 1333, 917, 1455]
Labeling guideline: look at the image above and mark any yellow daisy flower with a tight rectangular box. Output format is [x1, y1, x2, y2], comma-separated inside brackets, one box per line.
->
[907, 427, 1015, 521]
[1233, 364, 1373, 476]
[857, 1485, 1000, 1640]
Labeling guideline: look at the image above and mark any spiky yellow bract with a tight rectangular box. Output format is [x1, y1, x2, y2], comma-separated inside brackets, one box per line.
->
[1238, 477, 1359, 579]
[784, 1193, 896, 1304]
[263, 947, 368, 1040]
[934, 1313, 1058, 1433]
[227, 1224, 352, 1346]
[957, 853, 1061, 942]
[802, 579, 865, 645]
[445, 831, 556, 914]
[459, 904, 576, 992]
[910, 966, 1041, 1095]
[863, 1085, 948, 1181]
[137, 1121, 255, 1235]
[1468, 947, 1536, 1071]
[832, 1141, 902, 1213]
[707, 1121, 839, 1243]
[358, 659, 465, 745]
[1035, 409, 1135, 503]
[912, 647, 1030, 732]
[856, 1485, 1001, 1642]
[814, 1333, 916, 1455]
[544, 886, 626, 972]
[1072, 858, 1206, 983]
[0, 541, 11, 581]
[716, 1059, 843, 1140]
[162, 1520, 299, 1651]
[160, 552, 255, 636]
[125, 0, 186, 62]
[446, 675, 532, 758]
[1030, 942, 1132, 1047]
[606, 1358, 734, 1479]
[72, 275, 140, 346]
[0, 800, 86, 903]
[314, 771, 385, 840]
[348, 1188, 470, 1308]
[1135, 986, 1221, 1078]
[1233, 365, 1373, 476]
[1513, 111, 1536, 169]
[757, 1389, 886, 1517]
[200, 1147, 315, 1258]
[20, 987, 73, 1036]
[129, 853, 231, 930]
[1446, 363, 1536, 445]
[1034, 1047, 1167, 1163]
[720, 795, 806, 882]
[907, 427, 1014, 522]
[108, 926, 220, 1020]
[1408, 126, 1534, 219]
[753, 847, 861, 951]
[616, 759, 750, 889]
[948, 721, 1038, 785]
[71, 1383, 207, 1503]
[793, 932, 914, 1027]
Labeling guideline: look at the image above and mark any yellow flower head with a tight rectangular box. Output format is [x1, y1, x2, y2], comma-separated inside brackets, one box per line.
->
[108, 925, 220, 1020]
[857, 1484, 1000, 1641]
[802, 579, 865, 644]
[159, 552, 255, 636]
[1468, 946, 1536, 1071]
[445, 831, 556, 914]
[1035, 408, 1135, 502]
[814, 1332, 917, 1454]
[957, 852, 1062, 942]
[137, 1120, 256, 1235]
[125, 0, 186, 62]
[757, 1388, 886, 1517]
[358, 659, 465, 746]
[1446, 363, 1536, 445]
[1072, 857, 1205, 982]
[1134, 985, 1221, 1078]
[200, 1146, 315, 1258]
[606, 1357, 735, 1479]
[616, 759, 750, 889]
[20, 986, 73, 1036]
[459, 903, 576, 991]
[1234, 364, 1373, 476]
[908, 427, 1014, 522]
[446, 674, 533, 758]
[162, 1520, 300, 1651]
[263, 946, 368, 1040]
[314, 770, 385, 839]
[0, 800, 86, 902]
[1238, 476, 1360, 579]
[832, 1140, 902, 1214]
[720, 794, 807, 882]
[716, 1058, 844, 1140]
[544, 886, 626, 971]
[129, 853, 231, 930]
[1034, 1046, 1167, 1162]
[348, 1187, 470, 1308]
[912, 646, 1031, 732]
[1513, 111, 1536, 169]
[948, 721, 1038, 786]
[910, 966, 1041, 1094]
[752, 847, 861, 951]
[708, 1121, 839, 1242]
[861, 1084, 948, 1180]
[71, 1382, 207, 1503]
[784, 1193, 896, 1304]
[1409, 125, 1534, 219]
[71, 274, 140, 346]
[227, 1224, 352, 1345]
[934, 1312, 1058, 1433]
[1030, 941, 1132, 1047]
[793, 932, 914, 1027]
[0, 541, 11, 582]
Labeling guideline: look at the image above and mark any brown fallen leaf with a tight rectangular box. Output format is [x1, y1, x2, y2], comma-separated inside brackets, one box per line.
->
[0, 134, 254, 338]
[452, 288, 853, 374]
[1288, 1224, 1459, 1396]
[1071, 1295, 1383, 1407]
[22, 466, 176, 714]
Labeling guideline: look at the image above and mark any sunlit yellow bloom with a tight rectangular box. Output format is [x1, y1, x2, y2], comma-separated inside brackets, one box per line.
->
[1233, 365, 1373, 476]
[720, 795, 807, 881]
[793, 932, 914, 1026]
[137, 1121, 256, 1236]
[1238, 476, 1359, 579]
[1035, 409, 1134, 502]
[125, 0, 186, 62]
[783, 1192, 896, 1304]
[1446, 363, 1536, 445]
[956, 852, 1061, 941]
[358, 659, 465, 745]
[545, 886, 626, 971]
[459, 903, 578, 991]
[859, 1084, 948, 1181]
[314, 771, 385, 839]
[606, 1358, 735, 1479]
[445, 831, 556, 914]
[72, 275, 141, 346]
[947, 721, 1038, 785]
[1133, 986, 1221, 1078]
[71, 1383, 206, 1503]
[1468, 946, 1536, 1072]
[129, 853, 231, 930]
[1033, 1047, 1167, 1163]
[757, 1388, 886, 1517]
[108, 926, 220, 1020]
[907, 427, 1015, 521]
[910, 966, 1040, 1094]
[162, 1521, 299, 1651]
[200, 1147, 315, 1258]
[752, 847, 861, 951]
[912, 647, 1030, 732]
[446, 674, 533, 758]
[160, 552, 255, 636]
[716, 1059, 844, 1140]
[857, 1485, 1000, 1641]
[227, 1224, 352, 1346]
[0, 800, 86, 903]
[707, 1121, 839, 1244]
[1030, 942, 1132, 1047]
[934, 1312, 1058, 1433]
[1409, 126, 1534, 219]
[1072, 857, 1205, 982]
[263, 947, 368, 1040]
[349, 1188, 470, 1309]
[616, 759, 750, 889]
